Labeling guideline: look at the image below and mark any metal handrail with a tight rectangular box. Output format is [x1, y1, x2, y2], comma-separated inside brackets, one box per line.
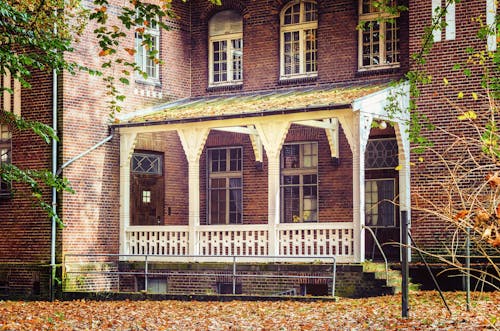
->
[362, 225, 389, 286]
[63, 254, 337, 297]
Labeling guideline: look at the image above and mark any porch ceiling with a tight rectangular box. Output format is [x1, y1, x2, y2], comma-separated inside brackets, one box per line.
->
[114, 83, 392, 127]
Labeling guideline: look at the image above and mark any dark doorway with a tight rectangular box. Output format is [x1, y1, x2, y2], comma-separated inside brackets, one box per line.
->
[130, 151, 165, 225]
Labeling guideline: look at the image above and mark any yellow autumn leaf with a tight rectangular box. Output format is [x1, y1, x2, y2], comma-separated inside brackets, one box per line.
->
[395, 165, 402, 171]
[457, 110, 477, 120]
[457, 91, 464, 99]
[418, 157, 424, 162]
[472, 92, 478, 100]
[443, 77, 449, 86]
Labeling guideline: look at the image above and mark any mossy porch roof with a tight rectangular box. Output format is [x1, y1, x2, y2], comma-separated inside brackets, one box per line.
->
[115, 84, 389, 126]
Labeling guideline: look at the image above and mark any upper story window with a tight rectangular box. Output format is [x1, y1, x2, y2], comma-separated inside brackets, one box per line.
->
[281, 142, 318, 223]
[0, 123, 12, 197]
[358, 0, 400, 70]
[280, 0, 318, 79]
[208, 147, 243, 224]
[135, 20, 160, 81]
[208, 10, 243, 86]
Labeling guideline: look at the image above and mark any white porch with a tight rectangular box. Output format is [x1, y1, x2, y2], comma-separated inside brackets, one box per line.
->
[115, 83, 411, 263]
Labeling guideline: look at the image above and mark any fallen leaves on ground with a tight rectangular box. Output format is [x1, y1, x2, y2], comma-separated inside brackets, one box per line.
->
[0, 291, 498, 330]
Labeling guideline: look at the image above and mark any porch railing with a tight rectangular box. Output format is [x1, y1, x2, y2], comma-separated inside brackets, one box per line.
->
[125, 222, 354, 262]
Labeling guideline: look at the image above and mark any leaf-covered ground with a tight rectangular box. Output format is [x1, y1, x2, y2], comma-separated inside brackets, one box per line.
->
[0, 291, 498, 330]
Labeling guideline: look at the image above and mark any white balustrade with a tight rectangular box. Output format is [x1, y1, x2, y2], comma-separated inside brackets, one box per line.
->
[124, 223, 355, 262]
[126, 226, 189, 256]
[278, 222, 354, 261]
[198, 225, 269, 256]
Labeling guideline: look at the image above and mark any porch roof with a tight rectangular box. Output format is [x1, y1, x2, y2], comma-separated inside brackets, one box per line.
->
[113, 83, 393, 127]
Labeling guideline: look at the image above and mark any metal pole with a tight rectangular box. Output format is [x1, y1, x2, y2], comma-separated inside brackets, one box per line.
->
[332, 257, 336, 297]
[465, 226, 471, 311]
[144, 255, 148, 292]
[232, 256, 236, 295]
[409, 232, 452, 316]
[401, 210, 409, 318]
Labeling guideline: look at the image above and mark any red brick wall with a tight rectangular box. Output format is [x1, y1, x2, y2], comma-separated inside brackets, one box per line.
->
[408, 0, 491, 255]
[0, 69, 53, 296]
[59, 0, 193, 258]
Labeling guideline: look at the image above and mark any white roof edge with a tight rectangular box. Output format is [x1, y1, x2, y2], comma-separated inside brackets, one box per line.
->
[351, 81, 410, 123]
[116, 96, 193, 122]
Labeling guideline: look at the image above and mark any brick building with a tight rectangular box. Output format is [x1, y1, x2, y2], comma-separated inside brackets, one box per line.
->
[0, 0, 496, 298]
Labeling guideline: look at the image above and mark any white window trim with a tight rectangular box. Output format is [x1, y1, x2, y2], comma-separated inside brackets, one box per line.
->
[279, 1, 318, 80]
[208, 32, 243, 87]
[432, 0, 442, 42]
[365, 178, 397, 228]
[357, 0, 400, 71]
[135, 24, 161, 83]
[0, 124, 12, 196]
[487, 0, 497, 51]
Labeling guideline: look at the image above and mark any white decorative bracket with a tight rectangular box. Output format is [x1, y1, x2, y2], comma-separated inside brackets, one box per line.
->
[254, 121, 290, 159]
[212, 125, 263, 163]
[120, 132, 137, 167]
[294, 118, 340, 161]
[178, 127, 210, 163]
[324, 118, 339, 160]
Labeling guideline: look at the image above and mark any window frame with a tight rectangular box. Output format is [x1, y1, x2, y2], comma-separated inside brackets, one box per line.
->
[207, 147, 243, 225]
[365, 178, 396, 228]
[208, 10, 243, 87]
[280, 142, 319, 223]
[135, 21, 161, 83]
[358, 0, 400, 71]
[0, 124, 12, 198]
[279, 0, 318, 80]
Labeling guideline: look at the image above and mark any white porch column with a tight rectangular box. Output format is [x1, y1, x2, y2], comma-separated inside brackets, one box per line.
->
[254, 121, 290, 256]
[352, 113, 373, 262]
[395, 122, 411, 261]
[177, 128, 209, 256]
[119, 132, 137, 255]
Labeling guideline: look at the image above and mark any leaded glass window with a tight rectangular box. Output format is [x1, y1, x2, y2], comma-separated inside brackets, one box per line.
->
[365, 138, 398, 170]
[131, 152, 163, 175]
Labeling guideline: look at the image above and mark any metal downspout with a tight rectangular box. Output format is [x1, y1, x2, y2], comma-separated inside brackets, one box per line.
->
[50, 68, 57, 301]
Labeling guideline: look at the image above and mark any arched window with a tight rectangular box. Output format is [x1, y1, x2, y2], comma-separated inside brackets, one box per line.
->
[280, 0, 317, 79]
[208, 10, 243, 86]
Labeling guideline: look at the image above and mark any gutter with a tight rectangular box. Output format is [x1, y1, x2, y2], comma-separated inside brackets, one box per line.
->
[56, 131, 114, 176]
